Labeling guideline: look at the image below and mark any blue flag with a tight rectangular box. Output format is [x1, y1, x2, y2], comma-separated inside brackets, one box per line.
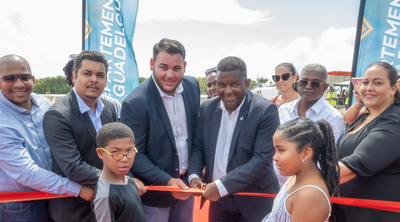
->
[356, 0, 400, 78]
[84, 0, 139, 103]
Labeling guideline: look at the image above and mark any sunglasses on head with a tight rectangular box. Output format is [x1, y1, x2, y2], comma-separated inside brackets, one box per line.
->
[298, 80, 324, 89]
[0, 74, 33, 86]
[272, 73, 294, 82]
[205, 67, 217, 76]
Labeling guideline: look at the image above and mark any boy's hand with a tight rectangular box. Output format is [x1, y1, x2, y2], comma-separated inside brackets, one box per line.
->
[167, 178, 192, 200]
[79, 186, 94, 201]
[133, 178, 147, 196]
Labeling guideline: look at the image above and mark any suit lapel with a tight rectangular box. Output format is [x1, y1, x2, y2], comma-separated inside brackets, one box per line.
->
[227, 92, 251, 164]
[100, 105, 110, 125]
[207, 101, 222, 180]
[181, 79, 192, 157]
[148, 77, 177, 151]
[70, 91, 97, 144]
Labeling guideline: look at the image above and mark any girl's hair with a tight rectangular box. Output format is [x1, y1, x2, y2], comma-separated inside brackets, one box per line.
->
[277, 117, 340, 196]
[275, 62, 299, 92]
[366, 61, 400, 105]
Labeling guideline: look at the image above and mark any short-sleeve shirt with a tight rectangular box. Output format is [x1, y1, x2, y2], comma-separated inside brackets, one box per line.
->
[92, 176, 145, 222]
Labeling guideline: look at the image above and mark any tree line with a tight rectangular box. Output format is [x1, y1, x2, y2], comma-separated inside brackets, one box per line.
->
[33, 76, 274, 95]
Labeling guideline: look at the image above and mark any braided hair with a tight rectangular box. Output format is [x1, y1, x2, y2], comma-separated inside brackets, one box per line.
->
[277, 117, 340, 196]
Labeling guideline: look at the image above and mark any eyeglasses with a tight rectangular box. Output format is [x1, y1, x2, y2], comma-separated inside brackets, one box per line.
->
[205, 67, 217, 76]
[298, 80, 324, 89]
[0, 74, 33, 86]
[272, 73, 294, 82]
[99, 147, 138, 160]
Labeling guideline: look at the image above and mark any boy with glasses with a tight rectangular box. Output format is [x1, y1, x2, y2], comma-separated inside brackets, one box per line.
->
[92, 122, 145, 222]
[275, 63, 344, 186]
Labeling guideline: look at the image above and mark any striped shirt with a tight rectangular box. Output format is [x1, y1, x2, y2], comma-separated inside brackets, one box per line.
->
[263, 177, 331, 222]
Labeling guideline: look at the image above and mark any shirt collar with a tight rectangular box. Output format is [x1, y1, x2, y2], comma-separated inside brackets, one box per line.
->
[73, 87, 104, 115]
[220, 96, 246, 113]
[152, 74, 184, 98]
[0, 91, 38, 114]
[290, 96, 325, 115]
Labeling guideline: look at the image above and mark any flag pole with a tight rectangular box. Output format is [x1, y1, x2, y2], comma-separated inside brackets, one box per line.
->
[82, 0, 86, 51]
[349, 0, 366, 106]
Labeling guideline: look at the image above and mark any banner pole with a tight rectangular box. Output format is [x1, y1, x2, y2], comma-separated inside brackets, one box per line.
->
[82, 0, 86, 51]
[349, 0, 366, 106]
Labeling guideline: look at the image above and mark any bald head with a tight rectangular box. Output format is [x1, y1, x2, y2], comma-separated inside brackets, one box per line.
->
[0, 54, 31, 73]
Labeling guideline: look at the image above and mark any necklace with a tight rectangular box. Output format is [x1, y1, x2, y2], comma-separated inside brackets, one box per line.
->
[363, 97, 395, 125]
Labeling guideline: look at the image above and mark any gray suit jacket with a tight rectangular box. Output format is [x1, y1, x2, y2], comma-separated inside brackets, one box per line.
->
[188, 90, 280, 222]
[43, 91, 117, 222]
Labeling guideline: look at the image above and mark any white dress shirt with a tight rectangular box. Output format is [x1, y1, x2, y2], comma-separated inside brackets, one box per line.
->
[274, 96, 344, 186]
[189, 97, 246, 197]
[152, 75, 188, 175]
[73, 87, 104, 132]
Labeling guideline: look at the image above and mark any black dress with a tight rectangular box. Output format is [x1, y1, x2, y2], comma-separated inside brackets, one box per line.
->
[334, 104, 400, 221]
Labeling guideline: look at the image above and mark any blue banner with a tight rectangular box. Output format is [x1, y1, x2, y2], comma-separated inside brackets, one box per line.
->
[356, 0, 400, 77]
[84, 0, 139, 103]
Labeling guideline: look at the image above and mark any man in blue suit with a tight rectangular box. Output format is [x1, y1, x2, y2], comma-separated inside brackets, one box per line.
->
[121, 38, 200, 222]
[188, 56, 280, 222]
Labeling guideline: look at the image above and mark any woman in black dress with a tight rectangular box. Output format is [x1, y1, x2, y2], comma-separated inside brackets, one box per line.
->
[334, 62, 400, 221]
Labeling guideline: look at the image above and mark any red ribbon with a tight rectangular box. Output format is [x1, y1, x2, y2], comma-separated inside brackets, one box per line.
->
[1, 187, 400, 213]
[0, 191, 70, 203]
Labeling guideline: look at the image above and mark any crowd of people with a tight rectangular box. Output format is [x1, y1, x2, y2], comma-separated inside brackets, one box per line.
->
[0, 38, 399, 222]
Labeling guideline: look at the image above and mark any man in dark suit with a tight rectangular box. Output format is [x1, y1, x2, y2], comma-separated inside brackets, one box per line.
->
[121, 38, 200, 222]
[188, 56, 280, 222]
[43, 51, 119, 221]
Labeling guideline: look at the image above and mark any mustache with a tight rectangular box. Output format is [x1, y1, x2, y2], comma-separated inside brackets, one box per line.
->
[86, 84, 99, 90]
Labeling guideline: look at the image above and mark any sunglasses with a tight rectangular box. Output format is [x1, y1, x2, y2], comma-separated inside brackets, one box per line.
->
[298, 80, 324, 89]
[205, 67, 217, 75]
[272, 73, 294, 82]
[99, 147, 138, 161]
[0, 74, 33, 86]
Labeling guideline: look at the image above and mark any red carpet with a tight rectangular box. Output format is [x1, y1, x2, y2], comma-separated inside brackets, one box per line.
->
[193, 196, 209, 222]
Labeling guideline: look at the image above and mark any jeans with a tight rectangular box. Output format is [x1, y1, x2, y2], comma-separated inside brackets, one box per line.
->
[142, 195, 194, 222]
[0, 200, 47, 222]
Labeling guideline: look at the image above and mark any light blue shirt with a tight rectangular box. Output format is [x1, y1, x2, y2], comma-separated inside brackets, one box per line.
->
[73, 87, 104, 132]
[0, 92, 81, 196]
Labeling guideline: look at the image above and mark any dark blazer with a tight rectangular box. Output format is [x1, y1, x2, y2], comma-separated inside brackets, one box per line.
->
[121, 76, 200, 207]
[43, 91, 117, 222]
[188, 90, 280, 222]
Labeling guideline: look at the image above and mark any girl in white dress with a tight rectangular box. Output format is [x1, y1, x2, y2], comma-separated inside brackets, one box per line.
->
[263, 118, 340, 222]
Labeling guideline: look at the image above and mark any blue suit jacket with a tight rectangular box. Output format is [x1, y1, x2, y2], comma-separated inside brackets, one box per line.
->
[188, 90, 280, 222]
[121, 76, 200, 207]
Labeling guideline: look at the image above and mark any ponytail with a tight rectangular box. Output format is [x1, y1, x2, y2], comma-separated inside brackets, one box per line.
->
[277, 118, 340, 197]
[316, 120, 340, 197]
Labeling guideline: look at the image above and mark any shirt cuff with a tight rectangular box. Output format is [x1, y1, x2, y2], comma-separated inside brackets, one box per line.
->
[188, 174, 200, 184]
[214, 179, 229, 197]
[66, 181, 82, 197]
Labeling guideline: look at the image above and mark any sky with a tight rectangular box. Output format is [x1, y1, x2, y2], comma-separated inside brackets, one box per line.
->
[0, 0, 361, 82]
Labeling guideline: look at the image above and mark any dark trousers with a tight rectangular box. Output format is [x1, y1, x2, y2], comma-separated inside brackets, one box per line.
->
[209, 195, 247, 222]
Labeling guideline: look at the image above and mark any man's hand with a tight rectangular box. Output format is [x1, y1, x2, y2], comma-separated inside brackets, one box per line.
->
[79, 186, 94, 201]
[189, 178, 203, 196]
[133, 178, 147, 196]
[202, 182, 220, 202]
[167, 178, 192, 200]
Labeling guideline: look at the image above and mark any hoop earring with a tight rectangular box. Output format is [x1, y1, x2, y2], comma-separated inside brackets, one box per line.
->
[303, 159, 307, 164]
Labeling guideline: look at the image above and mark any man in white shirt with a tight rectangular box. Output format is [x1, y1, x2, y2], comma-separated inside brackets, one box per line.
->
[188, 56, 280, 222]
[276, 63, 344, 186]
[121, 38, 200, 222]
